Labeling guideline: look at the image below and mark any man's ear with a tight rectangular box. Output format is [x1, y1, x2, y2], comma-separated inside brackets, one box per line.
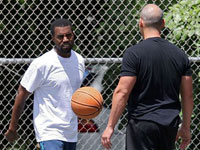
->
[139, 18, 144, 28]
[161, 19, 165, 29]
[139, 18, 145, 29]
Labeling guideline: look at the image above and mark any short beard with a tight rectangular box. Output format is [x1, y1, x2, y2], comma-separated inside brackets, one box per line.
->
[55, 45, 71, 54]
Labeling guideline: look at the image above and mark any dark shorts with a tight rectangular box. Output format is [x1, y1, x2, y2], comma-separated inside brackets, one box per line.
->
[39, 140, 76, 150]
[126, 119, 178, 150]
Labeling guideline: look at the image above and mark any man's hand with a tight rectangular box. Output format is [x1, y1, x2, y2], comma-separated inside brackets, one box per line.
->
[176, 126, 191, 150]
[5, 129, 19, 142]
[101, 126, 114, 149]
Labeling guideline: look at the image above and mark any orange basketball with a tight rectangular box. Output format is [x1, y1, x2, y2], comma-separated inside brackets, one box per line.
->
[71, 86, 103, 119]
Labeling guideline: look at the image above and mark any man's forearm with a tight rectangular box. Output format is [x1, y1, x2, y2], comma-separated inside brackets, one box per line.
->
[9, 85, 30, 131]
[9, 94, 26, 131]
[107, 92, 128, 129]
[181, 97, 193, 128]
[180, 76, 193, 129]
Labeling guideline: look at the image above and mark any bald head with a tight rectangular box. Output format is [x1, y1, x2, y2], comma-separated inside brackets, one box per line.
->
[140, 4, 163, 29]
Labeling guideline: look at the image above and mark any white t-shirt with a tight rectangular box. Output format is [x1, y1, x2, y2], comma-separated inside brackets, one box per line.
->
[20, 49, 85, 142]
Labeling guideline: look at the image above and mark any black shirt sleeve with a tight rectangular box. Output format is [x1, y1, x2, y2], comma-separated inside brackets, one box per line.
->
[120, 48, 138, 77]
[183, 57, 192, 76]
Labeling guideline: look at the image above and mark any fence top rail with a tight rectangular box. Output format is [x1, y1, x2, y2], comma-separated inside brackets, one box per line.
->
[0, 57, 200, 65]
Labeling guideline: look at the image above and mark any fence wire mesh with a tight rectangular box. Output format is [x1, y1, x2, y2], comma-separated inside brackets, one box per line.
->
[1, 0, 200, 150]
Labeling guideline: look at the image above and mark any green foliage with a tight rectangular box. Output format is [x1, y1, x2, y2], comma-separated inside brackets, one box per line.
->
[164, 0, 200, 56]
[94, 0, 146, 58]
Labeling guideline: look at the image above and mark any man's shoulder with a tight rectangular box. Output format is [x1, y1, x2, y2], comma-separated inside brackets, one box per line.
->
[125, 41, 145, 55]
[36, 49, 54, 60]
[162, 40, 189, 57]
[31, 49, 55, 67]
[72, 50, 83, 58]
[72, 50, 84, 63]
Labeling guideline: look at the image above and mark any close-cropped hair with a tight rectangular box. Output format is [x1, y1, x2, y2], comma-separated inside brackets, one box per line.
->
[140, 6, 163, 29]
[50, 18, 72, 36]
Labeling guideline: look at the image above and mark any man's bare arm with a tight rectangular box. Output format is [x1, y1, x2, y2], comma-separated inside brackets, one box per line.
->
[177, 76, 193, 150]
[101, 76, 136, 149]
[5, 85, 31, 142]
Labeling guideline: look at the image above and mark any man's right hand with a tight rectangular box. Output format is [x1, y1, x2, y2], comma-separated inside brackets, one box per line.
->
[101, 126, 114, 149]
[5, 129, 19, 142]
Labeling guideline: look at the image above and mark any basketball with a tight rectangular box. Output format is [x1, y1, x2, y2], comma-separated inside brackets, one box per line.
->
[71, 86, 103, 119]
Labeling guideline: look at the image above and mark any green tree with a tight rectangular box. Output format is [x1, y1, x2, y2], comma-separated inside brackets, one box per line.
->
[164, 0, 200, 56]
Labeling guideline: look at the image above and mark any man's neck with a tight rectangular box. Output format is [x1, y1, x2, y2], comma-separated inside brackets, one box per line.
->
[143, 28, 161, 40]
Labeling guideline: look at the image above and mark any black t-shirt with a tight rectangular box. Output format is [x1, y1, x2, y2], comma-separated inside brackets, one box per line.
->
[121, 37, 192, 127]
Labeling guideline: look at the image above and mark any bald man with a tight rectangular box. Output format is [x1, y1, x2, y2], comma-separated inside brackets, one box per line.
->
[101, 4, 193, 150]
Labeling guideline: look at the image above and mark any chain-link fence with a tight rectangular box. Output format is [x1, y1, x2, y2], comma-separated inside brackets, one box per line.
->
[1, 0, 200, 150]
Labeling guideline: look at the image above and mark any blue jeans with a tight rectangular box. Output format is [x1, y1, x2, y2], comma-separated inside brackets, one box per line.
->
[39, 140, 76, 150]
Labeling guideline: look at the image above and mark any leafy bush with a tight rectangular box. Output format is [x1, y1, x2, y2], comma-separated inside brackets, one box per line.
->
[164, 0, 200, 56]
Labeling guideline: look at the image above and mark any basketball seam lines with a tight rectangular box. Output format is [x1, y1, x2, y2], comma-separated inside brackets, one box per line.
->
[71, 99, 100, 110]
[76, 90, 102, 108]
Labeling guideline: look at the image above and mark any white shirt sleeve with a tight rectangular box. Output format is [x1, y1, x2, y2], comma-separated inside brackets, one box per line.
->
[20, 62, 43, 93]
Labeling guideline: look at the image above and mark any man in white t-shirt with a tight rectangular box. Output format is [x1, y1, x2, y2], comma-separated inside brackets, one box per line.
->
[5, 18, 85, 150]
